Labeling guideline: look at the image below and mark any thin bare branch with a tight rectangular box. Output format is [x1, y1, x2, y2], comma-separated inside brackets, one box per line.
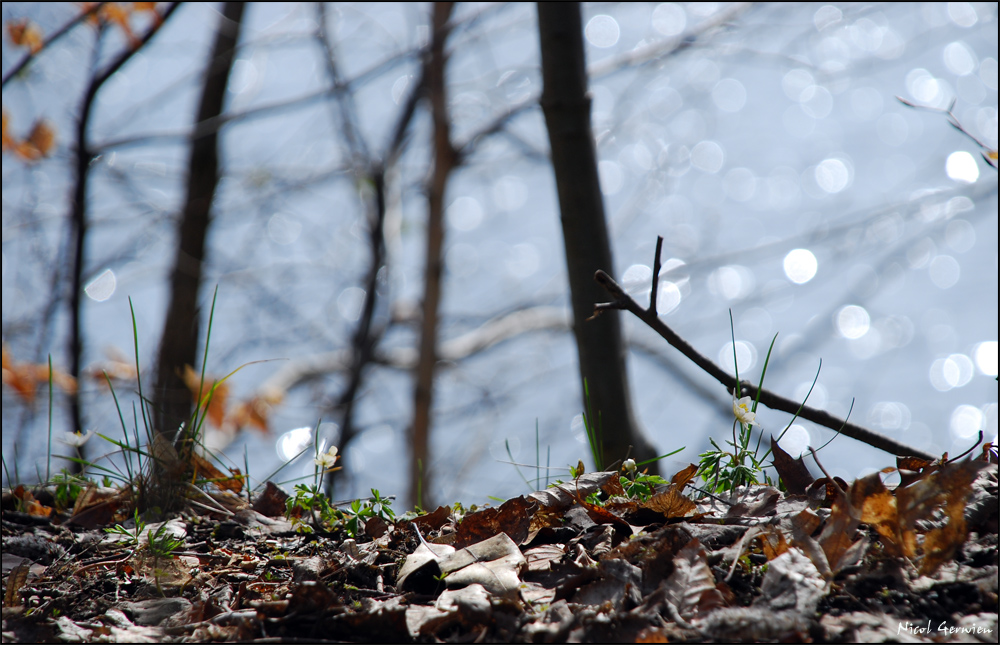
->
[66, 2, 181, 437]
[2, 3, 107, 88]
[593, 236, 936, 462]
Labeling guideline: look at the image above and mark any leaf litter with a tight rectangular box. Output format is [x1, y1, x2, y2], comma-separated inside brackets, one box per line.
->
[2, 450, 997, 643]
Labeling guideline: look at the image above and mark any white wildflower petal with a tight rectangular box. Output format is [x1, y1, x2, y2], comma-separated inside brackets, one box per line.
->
[314, 446, 340, 469]
[622, 458, 637, 474]
[732, 395, 757, 426]
[60, 430, 95, 448]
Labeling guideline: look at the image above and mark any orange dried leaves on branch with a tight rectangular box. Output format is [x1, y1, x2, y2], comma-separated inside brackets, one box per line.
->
[181, 365, 276, 434]
[2, 345, 77, 403]
[81, 2, 163, 49]
[6, 18, 43, 53]
[1, 110, 57, 162]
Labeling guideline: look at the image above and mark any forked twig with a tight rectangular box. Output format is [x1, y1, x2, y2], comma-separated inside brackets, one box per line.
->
[592, 236, 935, 461]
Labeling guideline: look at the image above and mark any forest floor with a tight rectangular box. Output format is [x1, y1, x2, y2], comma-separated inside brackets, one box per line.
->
[2, 452, 997, 643]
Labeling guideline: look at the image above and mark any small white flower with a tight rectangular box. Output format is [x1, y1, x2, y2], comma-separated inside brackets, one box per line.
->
[314, 446, 339, 469]
[622, 458, 637, 475]
[732, 393, 757, 426]
[60, 430, 95, 448]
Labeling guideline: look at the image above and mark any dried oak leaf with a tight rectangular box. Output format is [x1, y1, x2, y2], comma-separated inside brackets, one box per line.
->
[816, 481, 863, 574]
[853, 471, 903, 557]
[662, 538, 726, 621]
[640, 488, 696, 518]
[412, 505, 452, 532]
[454, 496, 535, 548]
[17, 119, 56, 160]
[527, 471, 619, 510]
[7, 18, 43, 53]
[909, 457, 989, 575]
[770, 436, 814, 495]
[635, 464, 699, 519]
[191, 452, 245, 494]
[183, 365, 229, 428]
[251, 481, 289, 517]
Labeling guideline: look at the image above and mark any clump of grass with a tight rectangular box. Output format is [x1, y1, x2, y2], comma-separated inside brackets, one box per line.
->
[696, 311, 828, 497]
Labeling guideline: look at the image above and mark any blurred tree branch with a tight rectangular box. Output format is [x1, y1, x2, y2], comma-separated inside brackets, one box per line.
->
[594, 236, 936, 462]
[152, 3, 244, 452]
[313, 2, 425, 499]
[67, 2, 180, 439]
[1, 3, 107, 88]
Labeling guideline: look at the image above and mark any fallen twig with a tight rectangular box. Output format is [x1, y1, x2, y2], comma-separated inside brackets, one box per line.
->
[592, 236, 935, 461]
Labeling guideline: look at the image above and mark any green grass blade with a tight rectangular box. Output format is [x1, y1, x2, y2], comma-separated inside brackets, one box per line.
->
[47, 355, 54, 482]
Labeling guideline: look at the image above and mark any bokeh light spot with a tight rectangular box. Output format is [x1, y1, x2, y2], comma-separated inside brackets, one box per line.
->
[928, 255, 960, 289]
[447, 196, 484, 231]
[585, 15, 620, 48]
[712, 78, 746, 113]
[651, 3, 686, 36]
[815, 158, 851, 193]
[949, 404, 983, 441]
[836, 305, 870, 339]
[973, 341, 998, 376]
[84, 269, 116, 302]
[945, 150, 979, 183]
[719, 340, 756, 374]
[783, 248, 818, 284]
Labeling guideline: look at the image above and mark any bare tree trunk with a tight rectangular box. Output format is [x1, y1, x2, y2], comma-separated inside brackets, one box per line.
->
[152, 3, 244, 441]
[537, 2, 658, 472]
[411, 2, 456, 509]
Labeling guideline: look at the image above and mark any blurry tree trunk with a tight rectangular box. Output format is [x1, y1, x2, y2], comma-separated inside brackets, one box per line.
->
[537, 2, 658, 472]
[152, 2, 244, 441]
[411, 2, 456, 509]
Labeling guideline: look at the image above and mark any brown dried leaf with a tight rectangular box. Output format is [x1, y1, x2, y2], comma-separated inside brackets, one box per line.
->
[412, 505, 452, 532]
[914, 458, 989, 575]
[1, 345, 76, 402]
[852, 472, 902, 556]
[600, 472, 627, 497]
[527, 471, 618, 509]
[7, 18, 43, 53]
[640, 488, 696, 518]
[20, 119, 56, 159]
[663, 539, 725, 620]
[816, 482, 861, 573]
[251, 481, 289, 517]
[670, 463, 699, 489]
[758, 525, 790, 560]
[3, 559, 29, 608]
[454, 496, 536, 548]
[183, 365, 229, 428]
[229, 396, 274, 433]
[191, 452, 246, 494]
[770, 436, 814, 495]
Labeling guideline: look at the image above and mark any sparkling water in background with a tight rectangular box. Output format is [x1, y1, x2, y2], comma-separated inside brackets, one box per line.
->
[2, 3, 997, 504]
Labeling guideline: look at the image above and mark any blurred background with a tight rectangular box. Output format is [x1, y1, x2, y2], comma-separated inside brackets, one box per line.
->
[2, 2, 997, 507]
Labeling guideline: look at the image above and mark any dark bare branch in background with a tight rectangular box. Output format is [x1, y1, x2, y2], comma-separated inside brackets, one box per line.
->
[67, 3, 180, 439]
[152, 3, 244, 448]
[593, 236, 936, 462]
[2, 3, 108, 88]
[313, 3, 424, 499]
